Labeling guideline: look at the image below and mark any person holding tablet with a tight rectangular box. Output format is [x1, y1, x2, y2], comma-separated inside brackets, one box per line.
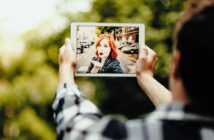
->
[87, 34, 123, 74]
[53, 0, 214, 139]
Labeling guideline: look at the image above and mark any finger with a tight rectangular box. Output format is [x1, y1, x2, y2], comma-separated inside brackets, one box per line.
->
[146, 46, 156, 57]
[139, 45, 148, 60]
[152, 57, 158, 70]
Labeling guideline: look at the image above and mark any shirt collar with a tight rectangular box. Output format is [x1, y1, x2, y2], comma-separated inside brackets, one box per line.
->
[146, 103, 214, 123]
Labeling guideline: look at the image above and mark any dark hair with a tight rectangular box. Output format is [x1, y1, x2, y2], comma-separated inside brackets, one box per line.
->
[176, 5, 214, 107]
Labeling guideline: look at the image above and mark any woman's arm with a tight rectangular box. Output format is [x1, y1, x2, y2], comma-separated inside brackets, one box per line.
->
[136, 46, 172, 107]
[89, 57, 103, 73]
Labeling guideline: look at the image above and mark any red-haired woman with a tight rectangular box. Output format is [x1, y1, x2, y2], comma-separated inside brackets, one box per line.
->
[87, 34, 123, 73]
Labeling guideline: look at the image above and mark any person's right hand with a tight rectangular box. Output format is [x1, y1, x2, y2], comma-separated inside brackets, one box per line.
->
[136, 45, 157, 78]
[136, 45, 172, 107]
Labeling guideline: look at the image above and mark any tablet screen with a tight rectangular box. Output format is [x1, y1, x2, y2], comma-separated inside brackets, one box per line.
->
[71, 22, 144, 77]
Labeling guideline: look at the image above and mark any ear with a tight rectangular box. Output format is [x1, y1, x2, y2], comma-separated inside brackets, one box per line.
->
[171, 49, 181, 79]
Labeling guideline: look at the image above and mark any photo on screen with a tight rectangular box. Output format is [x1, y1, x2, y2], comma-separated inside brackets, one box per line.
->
[71, 22, 144, 77]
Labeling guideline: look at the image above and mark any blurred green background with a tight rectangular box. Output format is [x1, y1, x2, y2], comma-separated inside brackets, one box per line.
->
[0, 0, 184, 139]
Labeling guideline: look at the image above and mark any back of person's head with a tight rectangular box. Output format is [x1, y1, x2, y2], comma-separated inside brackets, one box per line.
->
[175, 4, 214, 109]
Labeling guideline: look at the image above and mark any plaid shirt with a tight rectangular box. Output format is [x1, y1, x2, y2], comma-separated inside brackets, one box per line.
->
[52, 83, 214, 140]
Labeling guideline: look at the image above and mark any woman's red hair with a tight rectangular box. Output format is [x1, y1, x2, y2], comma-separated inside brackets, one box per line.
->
[95, 34, 117, 59]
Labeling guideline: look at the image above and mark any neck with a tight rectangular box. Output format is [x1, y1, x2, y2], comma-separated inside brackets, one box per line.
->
[170, 78, 190, 104]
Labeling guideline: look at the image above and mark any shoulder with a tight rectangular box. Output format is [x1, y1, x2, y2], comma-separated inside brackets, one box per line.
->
[108, 58, 120, 65]
[93, 115, 163, 140]
[101, 115, 127, 139]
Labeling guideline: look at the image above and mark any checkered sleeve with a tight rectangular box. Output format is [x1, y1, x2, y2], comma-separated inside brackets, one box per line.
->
[52, 83, 128, 140]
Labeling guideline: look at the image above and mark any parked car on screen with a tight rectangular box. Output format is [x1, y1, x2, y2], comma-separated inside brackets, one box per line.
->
[118, 41, 132, 50]
[121, 43, 139, 54]
[81, 41, 91, 48]
[91, 41, 95, 45]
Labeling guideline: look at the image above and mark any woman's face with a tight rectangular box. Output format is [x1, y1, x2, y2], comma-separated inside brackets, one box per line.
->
[97, 38, 111, 58]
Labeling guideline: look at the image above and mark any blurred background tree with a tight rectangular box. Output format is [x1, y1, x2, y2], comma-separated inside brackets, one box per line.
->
[0, 0, 184, 139]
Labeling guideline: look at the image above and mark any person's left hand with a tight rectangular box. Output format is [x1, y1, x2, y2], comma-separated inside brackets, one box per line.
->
[58, 38, 76, 85]
[59, 38, 76, 69]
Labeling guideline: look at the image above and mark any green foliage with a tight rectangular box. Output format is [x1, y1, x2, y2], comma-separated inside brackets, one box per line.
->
[97, 26, 116, 34]
[0, 0, 185, 139]
[18, 108, 55, 140]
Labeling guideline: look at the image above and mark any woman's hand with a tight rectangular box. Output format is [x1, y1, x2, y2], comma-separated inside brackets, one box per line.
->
[58, 38, 76, 85]
[136, 45, 157, 78]
[90, 58, 104, 73]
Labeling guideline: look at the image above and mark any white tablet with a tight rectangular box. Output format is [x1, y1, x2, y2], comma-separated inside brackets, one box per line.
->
[71, 22, 145, 77]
